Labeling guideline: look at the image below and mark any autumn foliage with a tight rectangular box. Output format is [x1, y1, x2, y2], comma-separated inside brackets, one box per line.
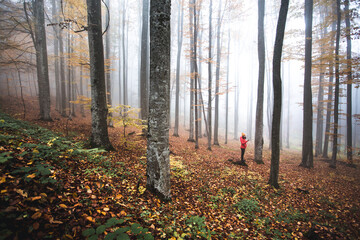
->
[0, 96, 359, 239]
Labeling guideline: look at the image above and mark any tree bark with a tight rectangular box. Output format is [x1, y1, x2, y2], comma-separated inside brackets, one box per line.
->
[269, 0, 289, 189]
[86, 0, 113, 150]
[33, 0, 51, 121]
[254, 0, 265, 164]
[300, 0, 314, 168]
[330, 0, 341, 168]
[225, 29, 230, 144]
[105, 0, 113, 126]
[147, 0, 171, 200]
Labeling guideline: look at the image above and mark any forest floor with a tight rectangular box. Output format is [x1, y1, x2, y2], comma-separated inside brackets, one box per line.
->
[0, 96, 360, 240]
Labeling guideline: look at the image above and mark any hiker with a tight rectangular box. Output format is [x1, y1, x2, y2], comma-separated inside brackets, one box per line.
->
[240, 133, 249, 165]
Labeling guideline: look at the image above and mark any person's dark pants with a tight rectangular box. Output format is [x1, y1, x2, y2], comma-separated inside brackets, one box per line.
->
[241, 148, 245, 161]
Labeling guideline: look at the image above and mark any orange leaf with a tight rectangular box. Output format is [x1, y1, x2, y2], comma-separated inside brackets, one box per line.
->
[31, 211, 42, 220]
[59, 204, 67, 208]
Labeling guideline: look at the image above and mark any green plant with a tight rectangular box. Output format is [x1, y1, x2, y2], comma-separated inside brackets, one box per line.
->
[233, 198, 260, 221]
[82, 218, 154, 240]
[184, 215, 213, 239]
[0, 152, 13, 163]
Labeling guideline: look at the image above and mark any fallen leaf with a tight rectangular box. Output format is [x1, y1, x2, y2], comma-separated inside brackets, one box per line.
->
[103, 207, 110, 212]
[27, 173, 36, 179]
[31, 211, 42, 220]
[59, 204, 67, 208]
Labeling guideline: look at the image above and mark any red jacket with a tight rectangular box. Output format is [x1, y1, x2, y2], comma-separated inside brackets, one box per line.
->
[240, 137, 248, 149]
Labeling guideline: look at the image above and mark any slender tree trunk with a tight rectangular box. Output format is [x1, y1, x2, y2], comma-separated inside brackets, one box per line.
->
[147, 0, 171, 200]
[52, 0, 60, 112]
[59, 28, 67, 117]
[79, 65, 85, 116]
[269, 0, 289, 189]
[207, 0, 213, 150]
[254, 0, 265, 164]
[174, 0, 184, 137]
[122, 0, 128, 108]
[213, 0, 222, 146]
[345, 0, 353, 163]
[234, 69, 239, 140]
[300, 0, 314, 168]
[323, 4, 336, 158]
[105, 0, 113, 127]
[225, 30, 230, 144]
[188, 0, 195, 142]
[315, 11, 325, 157]
[140, 0, 150, 120]
[86, 0, 113, 150]
[193, 0, 199, 149]
[286, 62, 290, 148]
[33, 0, 51, 120]
[330, 0, 341, 168]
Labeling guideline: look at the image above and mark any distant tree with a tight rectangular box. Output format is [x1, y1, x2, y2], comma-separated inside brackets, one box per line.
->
[188, 0, 195, 143]
[225, 29, 230, 144]
[207, 0, 213, 151]
[300, 0, 314, 169]
[254, 0, 265, 164]
[140, 0, 149, 121]
[344, 0, 353, 163]
[323, 3, 336, 158]
[174, 0, 184, 137]
[213, 0, 222, 146]
[193, 0, 199, 149]
[146, 0, 171, 200]
[86, 0, 113, 150]
[330, 0, 341, 168]
[269, 0, 289, 189]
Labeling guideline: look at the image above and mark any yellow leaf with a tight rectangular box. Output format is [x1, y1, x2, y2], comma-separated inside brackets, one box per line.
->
[27, 173, 36, 179]
[33, 149, 39, 154]
[59, 204, 67, 208]
[86, 216, 95, 223]
[30, 196, 42, 201]
[116, 194, 123, 199]
[0, 176, 6, 184]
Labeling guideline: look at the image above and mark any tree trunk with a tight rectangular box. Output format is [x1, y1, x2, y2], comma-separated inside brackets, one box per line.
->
[225, 30, 230, 144]
[254, 0, 265, 164]
[33, 0, 51, 121]
[86, 0, 113, 150]
[59, 27, 67, 117]
[140, 0, 149, 120]
[330, 0, 341, 168]
[300, 0, 314, 169]
[315, 11, 325, 157]
[188, 0, 195, 142]
[269, 0, 289, 189]
[193, 0, 199, 149]
[52, 0, 60, 112]
[323, 4, 336, 158]
[213, 0, 222, 146]
[345, 0, 353, 163]
[147, 0, 171, 200]
[105, 0, 113, 126]
[207, 0, 213, 150]
[174, 0, 184, 137]
[122, 0, 128, 108]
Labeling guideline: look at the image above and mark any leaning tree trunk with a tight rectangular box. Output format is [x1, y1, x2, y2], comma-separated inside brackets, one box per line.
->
[33, 0, 51, 121]
[330, 0, 341, 168]
[300, 0, 314, 169]
[269, 0, 289, 189]
[86, 0, 113, 150]
[254, 0, 265, 164]
[146, 0, 171, 200]
[345, 0, 353, 163]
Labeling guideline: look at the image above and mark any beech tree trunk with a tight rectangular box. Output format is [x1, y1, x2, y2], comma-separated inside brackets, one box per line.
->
[345, 0, 353, 163]
[213, 0, 222, 146]
[146, 0, 171, 200]
[269, 0, 289, 189]
[254, 0, 265, 164]
[300, 0, 314, 168]
[207, 0, 213, 150]
[140, 0, 149, 120]
[330, 0, 341, 168]
[33, 0, 51, 121]
[174, 0, 184, 137]
[86, 0, 113, 150]
[105, 0, 113, 126]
